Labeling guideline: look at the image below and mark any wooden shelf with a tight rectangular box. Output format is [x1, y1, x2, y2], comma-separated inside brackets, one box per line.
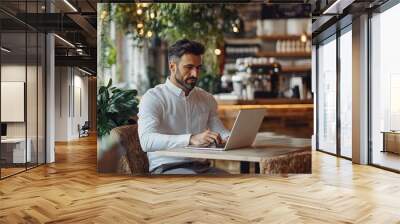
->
[216, 98, 313, 106]
[281, 66, 311, 73]
[223, 64, 311, 74]
[256, 51, 311, 58]
[224, 35, 311, 44]
[224, 37, 261, 45]
[257, 35, 311, 41]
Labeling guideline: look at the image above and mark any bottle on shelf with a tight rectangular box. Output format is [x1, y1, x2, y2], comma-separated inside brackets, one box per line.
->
[287, 40, 294, 53]
[276, 40, 281, 53]
[256, 19, 263, 36]
[281, 40, 287, 53]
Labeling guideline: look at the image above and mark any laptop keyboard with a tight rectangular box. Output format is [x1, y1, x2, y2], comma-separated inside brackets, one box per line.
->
[209, 142, 226, 148]
[185, 142, 226, 149]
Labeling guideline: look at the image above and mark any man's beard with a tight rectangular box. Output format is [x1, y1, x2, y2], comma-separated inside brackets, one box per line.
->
[175, 68, 197, 91]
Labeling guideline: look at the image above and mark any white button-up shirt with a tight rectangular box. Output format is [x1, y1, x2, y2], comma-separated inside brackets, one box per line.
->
[138, 78, 230, 171]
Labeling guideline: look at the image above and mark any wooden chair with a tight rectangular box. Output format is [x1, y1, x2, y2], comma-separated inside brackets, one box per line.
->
[78, 121, 90, 138]
[98, 125, 149, 175]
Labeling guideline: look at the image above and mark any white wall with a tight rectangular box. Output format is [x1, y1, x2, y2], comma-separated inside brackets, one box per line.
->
[55, 67, 69, 141]
[55, 67, 89, 141]
[71, 73, 89, 138]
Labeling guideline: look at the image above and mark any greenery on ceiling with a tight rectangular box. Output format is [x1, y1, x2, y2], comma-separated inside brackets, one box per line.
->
[100, 3, 241, 76]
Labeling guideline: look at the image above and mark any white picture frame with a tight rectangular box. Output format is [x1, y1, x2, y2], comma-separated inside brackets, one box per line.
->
[1, 81, 25, 122]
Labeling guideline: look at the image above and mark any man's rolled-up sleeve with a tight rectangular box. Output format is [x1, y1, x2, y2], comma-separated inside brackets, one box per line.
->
[207, 96, 230, 140]
[138, 93, 191, 152]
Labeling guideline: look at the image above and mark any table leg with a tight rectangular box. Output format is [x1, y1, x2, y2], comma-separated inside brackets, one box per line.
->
[382, 133, 386, 152]
[240, 161, 250, 174]
[255, 162, 260, 174]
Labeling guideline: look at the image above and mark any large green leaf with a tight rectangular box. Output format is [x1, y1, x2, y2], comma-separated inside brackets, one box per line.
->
[97, 78, 139, 137]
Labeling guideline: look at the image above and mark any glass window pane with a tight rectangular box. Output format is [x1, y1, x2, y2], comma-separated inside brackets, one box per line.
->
[340, 29, 352, 158]
[38, 32, 45, 165]
[0, 0, 46, 179]
[317, 36, 337, 154]
[371, 4, 400, 171]
[27, 31, 38, 169]
[1, 31, 27, 177]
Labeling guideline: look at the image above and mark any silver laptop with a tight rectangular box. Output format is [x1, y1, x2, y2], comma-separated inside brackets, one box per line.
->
[185, 108, 265, 150]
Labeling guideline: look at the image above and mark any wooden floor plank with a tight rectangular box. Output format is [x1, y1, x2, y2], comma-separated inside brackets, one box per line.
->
[0, 135, 400, 223]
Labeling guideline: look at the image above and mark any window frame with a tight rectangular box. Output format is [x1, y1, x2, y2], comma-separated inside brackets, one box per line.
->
[315, 21, 353, 160]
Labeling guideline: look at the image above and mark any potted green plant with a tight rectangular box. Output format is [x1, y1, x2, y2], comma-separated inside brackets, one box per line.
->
[97, 79, 139, 137]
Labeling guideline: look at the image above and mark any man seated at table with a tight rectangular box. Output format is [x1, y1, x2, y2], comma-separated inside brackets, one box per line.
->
[138, 39, 230, 175]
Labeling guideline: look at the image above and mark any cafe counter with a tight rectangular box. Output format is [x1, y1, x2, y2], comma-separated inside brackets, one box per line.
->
[216, 99, 313, 138]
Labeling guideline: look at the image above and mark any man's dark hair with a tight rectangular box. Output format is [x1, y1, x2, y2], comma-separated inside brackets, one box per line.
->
[168, 39, 205, 63]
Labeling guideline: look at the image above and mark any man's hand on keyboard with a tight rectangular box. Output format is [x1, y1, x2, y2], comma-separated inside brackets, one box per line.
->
[189, 129, 222, 146]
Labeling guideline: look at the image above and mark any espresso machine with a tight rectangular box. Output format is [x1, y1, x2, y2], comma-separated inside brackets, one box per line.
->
[232, 57, 281, 99]
[248, 63, 281, 98]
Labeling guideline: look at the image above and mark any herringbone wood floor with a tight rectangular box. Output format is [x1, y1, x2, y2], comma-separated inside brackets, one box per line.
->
[1, 135, 400, 223]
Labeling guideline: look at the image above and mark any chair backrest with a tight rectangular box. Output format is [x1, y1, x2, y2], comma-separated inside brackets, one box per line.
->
[82, 121, 90, 129]
[110, 124, 149, 174]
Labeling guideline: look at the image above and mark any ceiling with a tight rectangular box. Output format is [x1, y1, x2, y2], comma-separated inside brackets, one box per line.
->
[311, 0, 389, 41]
[0, 0, 98, 74]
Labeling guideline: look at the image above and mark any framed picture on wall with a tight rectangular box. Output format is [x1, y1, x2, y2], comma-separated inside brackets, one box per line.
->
[1, 81, 25, 122]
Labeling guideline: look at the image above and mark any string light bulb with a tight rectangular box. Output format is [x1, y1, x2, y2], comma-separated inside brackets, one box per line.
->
[150, 12, 155, 19]
[137, 8, 143, 15]
[300, 33, 307, 43]
[137, 23, 143, 29]
[233, 26, 239, 33]
[214, 49, 221, 55]
[147, 31, 153, 38]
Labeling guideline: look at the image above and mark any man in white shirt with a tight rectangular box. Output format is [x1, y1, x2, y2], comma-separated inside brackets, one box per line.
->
[138, 39, 230, 174]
